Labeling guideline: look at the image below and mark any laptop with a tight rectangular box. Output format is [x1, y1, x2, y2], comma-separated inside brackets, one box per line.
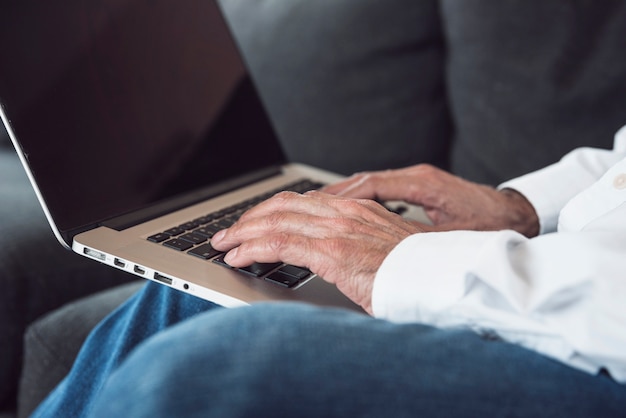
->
[0, 1, 423, 312]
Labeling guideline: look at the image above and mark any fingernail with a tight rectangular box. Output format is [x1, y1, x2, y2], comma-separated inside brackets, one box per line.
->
[224, 247, 238, 263]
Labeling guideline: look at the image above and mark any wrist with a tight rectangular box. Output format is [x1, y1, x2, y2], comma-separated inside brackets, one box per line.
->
[499, 188, 540, 237]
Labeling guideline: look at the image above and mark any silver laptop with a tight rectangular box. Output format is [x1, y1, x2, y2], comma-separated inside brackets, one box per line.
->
[0, 1, 367, 311]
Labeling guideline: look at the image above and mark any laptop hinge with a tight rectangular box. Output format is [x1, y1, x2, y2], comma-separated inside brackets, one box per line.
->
[100, 166, 282, 231]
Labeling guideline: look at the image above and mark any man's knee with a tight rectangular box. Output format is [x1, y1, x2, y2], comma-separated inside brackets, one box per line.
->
[92, 303, 353, 417]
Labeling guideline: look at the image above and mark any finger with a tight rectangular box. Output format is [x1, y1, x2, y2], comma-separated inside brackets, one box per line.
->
[300, 192, 413, 235]
[237, 191, 342, 224]
[253, 192, 421, 238]
[320, 172, 382, 199]
[213, 202, 416, 258]
[320, 173, 373, 196]
[311, 193, 422, 234]
[325, 170, 419, 203]
[211, 210, 336, 252]
[222, 233, 321, 272]
[239, 190, 392, 226]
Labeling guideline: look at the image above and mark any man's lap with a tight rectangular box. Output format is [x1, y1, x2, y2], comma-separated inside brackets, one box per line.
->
[31, 282, 218, 417]
[34, 283, 626, 418]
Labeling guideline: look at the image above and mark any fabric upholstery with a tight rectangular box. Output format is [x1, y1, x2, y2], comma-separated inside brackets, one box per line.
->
[222, 0, 451, 175]
[443, 0, 626, 184]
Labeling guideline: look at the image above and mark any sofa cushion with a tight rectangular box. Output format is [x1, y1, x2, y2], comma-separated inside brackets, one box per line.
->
[443, 0, 626, 185]
[221, 0, 451, 175]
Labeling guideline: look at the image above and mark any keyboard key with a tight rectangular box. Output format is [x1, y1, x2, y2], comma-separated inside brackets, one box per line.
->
[163, 238, 194, 251]
[278, 265, 312, 280]
[193, 215, 214, 224]
[164, 226, 186, 236]
[229, 209, 246, 220]
[193, 224, 222, 238]
[238, 262, 282, 278]
[265, 271, 301, 288]
[147, 233, 170, 243]
[188, 243, 222, 260]
[214, 218, 235, 229]
[212, 209, 227, 219]
[149, 179, 327, 287]
[222, 204, 240, 215]
[179, 233, 207, 245]
[212, 255, 281, 278]
[179, 221, 201, 231]
[212, 254, 234, 268]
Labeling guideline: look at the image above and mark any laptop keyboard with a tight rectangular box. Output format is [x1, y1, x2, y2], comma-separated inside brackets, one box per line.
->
[146, 179, 323, 288]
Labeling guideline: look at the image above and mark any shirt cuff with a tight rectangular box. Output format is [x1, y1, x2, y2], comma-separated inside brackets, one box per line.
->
[498, 165, 573, 235]
[499, 147, 620, 235]
[372, 230, 502, 322]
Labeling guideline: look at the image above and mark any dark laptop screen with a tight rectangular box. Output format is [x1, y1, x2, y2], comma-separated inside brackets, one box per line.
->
[0, 0, 285, 236]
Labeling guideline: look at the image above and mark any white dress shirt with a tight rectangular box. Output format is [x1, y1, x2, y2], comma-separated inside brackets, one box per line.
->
[373, 125, 626, 383]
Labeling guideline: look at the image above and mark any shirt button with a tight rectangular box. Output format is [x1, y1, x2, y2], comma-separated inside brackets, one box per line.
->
[613, 173, 626, 190]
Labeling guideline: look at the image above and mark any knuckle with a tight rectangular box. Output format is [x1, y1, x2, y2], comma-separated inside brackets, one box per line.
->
[267, 232, 291, 253]
[264, 211, 287, 229]
[337, 198, 380, 216]
[263, 191, 298, 210]
[357, 198, 381, 210]
[339, 198, 366, 212]
[414, 163, 436, 175]
[328, 216, 358, 233]
[273, 190, 299, 200]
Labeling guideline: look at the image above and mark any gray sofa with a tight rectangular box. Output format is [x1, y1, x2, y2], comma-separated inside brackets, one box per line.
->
[3, 1, 626, 417]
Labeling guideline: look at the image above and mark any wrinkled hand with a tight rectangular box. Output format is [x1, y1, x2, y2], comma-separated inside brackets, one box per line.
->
[322, 164, 539, 237]
[211, 191, 428, 314]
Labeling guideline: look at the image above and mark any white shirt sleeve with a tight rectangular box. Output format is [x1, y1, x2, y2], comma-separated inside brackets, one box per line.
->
[499, 124, 626, 234]
[372, 125, 626, 383]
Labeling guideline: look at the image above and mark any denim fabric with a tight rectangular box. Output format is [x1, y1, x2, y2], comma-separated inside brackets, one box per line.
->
[34, 283, 626, 418]
[31, 283, 217, 418]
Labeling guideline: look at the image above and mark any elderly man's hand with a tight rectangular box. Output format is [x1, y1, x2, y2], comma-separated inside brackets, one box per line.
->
[211, 165, 539, 313]
[322, 164, 539, 237]
[210, 191, 428, 314]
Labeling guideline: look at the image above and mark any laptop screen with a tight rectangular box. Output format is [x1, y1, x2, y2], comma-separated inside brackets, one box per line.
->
[0, 0, 286, 237]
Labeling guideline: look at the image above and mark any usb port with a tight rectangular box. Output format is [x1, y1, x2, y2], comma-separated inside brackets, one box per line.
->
[83, 247, 106, 261]
[114, 258, 126, 268]
[134, 265, 146, 275]
[153, 272, 173, 285]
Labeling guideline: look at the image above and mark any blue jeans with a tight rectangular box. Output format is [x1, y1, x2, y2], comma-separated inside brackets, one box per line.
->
[34, 282, 625, 417]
